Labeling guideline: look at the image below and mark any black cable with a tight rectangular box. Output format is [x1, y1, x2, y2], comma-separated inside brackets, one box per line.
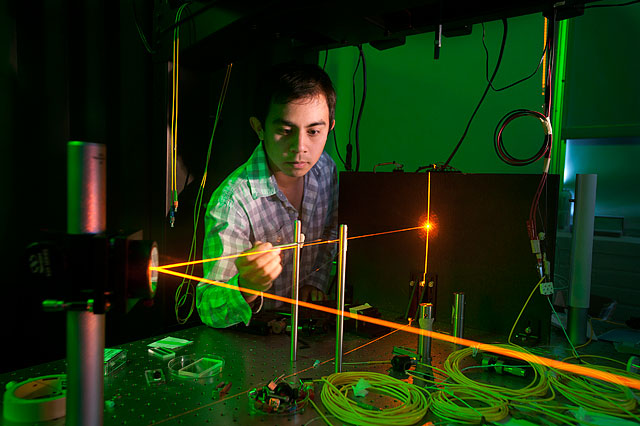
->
[346, 52, 362, 171]
[442, 18, 508, 169]
[322, 49, 329, 71]
[584, 0, 640, 8]
[355, 44, 366, 172]
[482, 22, 547, 92]
[157, 0, 212, 39]
[332, 130, 346, 167]
[543, 11, 556, 118]
[493, 109, 551, 166]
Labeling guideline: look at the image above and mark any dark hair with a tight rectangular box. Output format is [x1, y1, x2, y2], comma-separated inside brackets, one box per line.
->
[255, 62, 336, 125]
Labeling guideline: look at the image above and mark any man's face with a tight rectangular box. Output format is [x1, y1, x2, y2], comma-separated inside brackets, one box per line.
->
[260, 94, 333, 179]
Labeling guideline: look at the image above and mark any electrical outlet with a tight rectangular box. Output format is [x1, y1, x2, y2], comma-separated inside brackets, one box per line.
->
[540, 281, 554, 296]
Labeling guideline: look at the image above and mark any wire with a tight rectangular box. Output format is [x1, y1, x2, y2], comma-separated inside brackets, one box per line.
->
[493, 109, 552, 167]
[547, 296, 580, 359]
[430, 385, 509, 424]
[332, 130, 346, 168]
[355, 44, 366, 172]
[174, 64, 233, 324]
[169, 4, 189, 227]
[322, 48, 329, 71]
[443, 345, 551, 402]
[549, 360, 640, 420]
[481, 22, 547, 92]
[507, 277, 544, 345]
[305, 403, 335, 426]
[573, 317, 594, 350]
[346, 50, 361, 171]
[372, 161, 403, 172]
[320, 371, 429, 426]
[157, 0, 216, 38]
[442, 18, 508, 168]
[584, 0, 640, 8]
[132, 0, 156, 54]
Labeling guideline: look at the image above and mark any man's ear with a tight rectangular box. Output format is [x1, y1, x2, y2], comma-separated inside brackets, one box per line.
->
[249, 117, 264, 141]
[330, 120, 335, 132]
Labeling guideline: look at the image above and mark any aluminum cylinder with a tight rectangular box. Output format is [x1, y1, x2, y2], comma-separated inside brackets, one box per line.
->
[66, 141, 106, 426]
[417, 303, 434, 363]
[452, 292, 465, 348]
[67, 141, 106, 234]
[568, 174, 597, 345]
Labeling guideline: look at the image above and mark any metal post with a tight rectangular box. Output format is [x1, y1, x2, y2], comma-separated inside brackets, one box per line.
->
[290, 220, 302, 362]
[335, 224, 348, 373]
[66, 141, 106, 426]
[568, 174, 597, 345]
[415, 302, 434, 386]
[452, 292, 465, 349]
[417, 303, 433, 364]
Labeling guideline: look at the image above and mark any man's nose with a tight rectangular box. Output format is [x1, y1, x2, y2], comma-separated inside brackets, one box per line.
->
[290, 132, 308, 153]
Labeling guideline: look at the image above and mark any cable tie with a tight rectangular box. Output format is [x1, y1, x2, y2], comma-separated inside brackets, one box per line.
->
[539, 116, 553, 135]
[472, 345, 480, 357]
[530, 239, 541, 254]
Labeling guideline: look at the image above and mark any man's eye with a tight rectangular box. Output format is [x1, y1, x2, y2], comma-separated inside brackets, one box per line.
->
[308, 129, 320, 136]
[278, 128, 292, 135]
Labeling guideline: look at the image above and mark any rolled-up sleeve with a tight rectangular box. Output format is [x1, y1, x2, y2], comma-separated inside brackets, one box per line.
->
[197, 198, 253, 328]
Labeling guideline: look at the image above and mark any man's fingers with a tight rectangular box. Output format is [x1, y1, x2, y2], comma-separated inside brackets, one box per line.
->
[243, 242, 280, 262]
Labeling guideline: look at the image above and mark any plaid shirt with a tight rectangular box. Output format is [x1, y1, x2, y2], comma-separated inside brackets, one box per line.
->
[197, 143, 338, 328]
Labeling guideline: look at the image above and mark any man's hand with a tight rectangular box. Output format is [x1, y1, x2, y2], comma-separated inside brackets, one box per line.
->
[300, 285, 326, 302]
[235, 241, 282, 303]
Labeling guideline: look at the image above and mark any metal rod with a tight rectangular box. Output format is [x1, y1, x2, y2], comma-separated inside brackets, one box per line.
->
[273, 241, 303, 251]
[415, 302, 434, 386]
[417, 303, 434, 364]
[568, 174, 597, 345]
[335, 224, 348, 373]
[66, 141, 106, 426]
[290, 220, 302, 362]
[452, 292, 465, 349]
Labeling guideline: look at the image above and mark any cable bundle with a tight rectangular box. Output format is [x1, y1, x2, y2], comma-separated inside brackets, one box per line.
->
[549, 357, 640, 421]
[443, 345, 551, 402]
[429, 385, 509, 424]
[320, 372, 428, 426]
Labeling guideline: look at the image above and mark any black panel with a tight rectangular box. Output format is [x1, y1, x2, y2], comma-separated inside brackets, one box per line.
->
[339, 172, 559, 343]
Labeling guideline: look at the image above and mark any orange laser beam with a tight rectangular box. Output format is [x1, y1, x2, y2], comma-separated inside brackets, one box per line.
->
[155, 267, 640, 392]
[347, 226, 424, 241]
[422, 172, 431, 285]
[154, 226, 425, 270]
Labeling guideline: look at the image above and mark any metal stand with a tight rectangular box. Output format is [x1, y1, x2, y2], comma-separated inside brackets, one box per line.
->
[568, 174, 597, 345]
[415, 303, 434, 385]
[417, 303, 433, 364]
[66, 141, 106, 426]
[291, 220, 302, 362]
[452, 292, 465, 349]
[335, 225, 348, 373]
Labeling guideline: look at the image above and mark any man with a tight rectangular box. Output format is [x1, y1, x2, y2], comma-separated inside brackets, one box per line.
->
[197, 63, 338, 328]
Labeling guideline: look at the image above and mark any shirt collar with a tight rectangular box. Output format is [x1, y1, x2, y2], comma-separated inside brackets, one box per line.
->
[247, 142, 278, 200]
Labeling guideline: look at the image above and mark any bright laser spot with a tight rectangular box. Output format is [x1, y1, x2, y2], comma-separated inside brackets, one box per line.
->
[155, 267, 640, 391]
